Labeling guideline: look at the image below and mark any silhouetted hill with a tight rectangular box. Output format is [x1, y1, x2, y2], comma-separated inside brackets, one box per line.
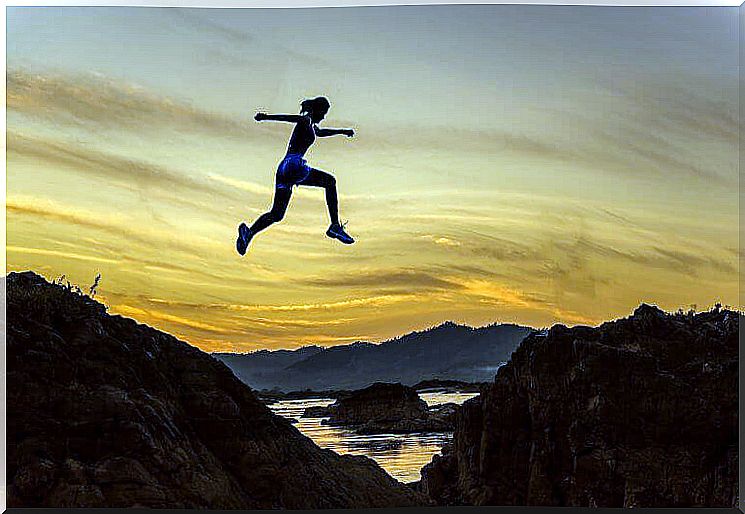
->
[7, 271, 427, 508]
[421, 303, 738, 508]
[214, 345, 323, 388]
[216, 321, 533, 391]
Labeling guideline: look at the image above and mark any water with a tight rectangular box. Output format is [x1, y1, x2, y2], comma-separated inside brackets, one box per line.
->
[268, 390, 479, 483]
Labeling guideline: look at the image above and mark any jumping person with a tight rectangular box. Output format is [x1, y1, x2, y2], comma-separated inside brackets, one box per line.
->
[236, 96, 355, 255]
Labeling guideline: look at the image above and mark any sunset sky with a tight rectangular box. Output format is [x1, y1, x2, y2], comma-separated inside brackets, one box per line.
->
[6, 6, 739, 352]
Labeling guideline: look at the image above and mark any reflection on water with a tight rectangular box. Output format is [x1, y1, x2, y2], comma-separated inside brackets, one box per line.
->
[269, 391, 479, 483]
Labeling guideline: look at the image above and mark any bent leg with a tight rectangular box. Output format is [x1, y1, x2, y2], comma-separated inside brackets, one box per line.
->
[249, 186, 292, 234]
[300, 168, 340, 226]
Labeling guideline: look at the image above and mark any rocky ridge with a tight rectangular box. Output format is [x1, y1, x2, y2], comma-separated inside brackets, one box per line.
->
[420, 304, 739, 508]
[7, 271, 427, 508]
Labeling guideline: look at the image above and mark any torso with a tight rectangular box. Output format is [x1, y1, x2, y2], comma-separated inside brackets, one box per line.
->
[286, 115, 315, 157]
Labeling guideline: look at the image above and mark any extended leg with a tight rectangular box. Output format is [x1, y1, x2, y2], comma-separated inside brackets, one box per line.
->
[237, 186, 292, 255]
[250, 186, 293, 234]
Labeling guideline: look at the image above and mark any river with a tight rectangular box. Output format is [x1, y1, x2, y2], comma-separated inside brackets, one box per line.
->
[268, 390, 479, 483]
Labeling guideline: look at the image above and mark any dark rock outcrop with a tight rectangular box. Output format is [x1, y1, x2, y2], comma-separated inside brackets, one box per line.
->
[421, 303, 738, 508]
[327, 382, 429, 425]
[320, 382, 458, 434]
[7, 271, 427, 508]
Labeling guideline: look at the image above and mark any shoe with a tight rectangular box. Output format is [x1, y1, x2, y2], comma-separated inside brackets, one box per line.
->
[326, 221, 355, 244]
[236, 222, 253, 255]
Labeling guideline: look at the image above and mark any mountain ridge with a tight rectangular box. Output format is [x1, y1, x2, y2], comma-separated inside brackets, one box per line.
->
[215, 320, 535, 391]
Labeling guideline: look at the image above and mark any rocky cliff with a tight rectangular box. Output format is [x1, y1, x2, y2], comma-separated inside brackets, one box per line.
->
[421, 304, 738, 508]
[7, 271, 427, 508]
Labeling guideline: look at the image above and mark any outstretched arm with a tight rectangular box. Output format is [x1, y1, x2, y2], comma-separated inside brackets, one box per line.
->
[314, 126, 355, 138]
[255, 113, 306, 123]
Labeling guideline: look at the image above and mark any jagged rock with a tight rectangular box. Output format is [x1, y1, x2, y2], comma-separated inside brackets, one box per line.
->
[421, 304, 738, 508]
[321, 382, 459, 434]
[7, 272, 428, 509]
[327, 382, 429, 425]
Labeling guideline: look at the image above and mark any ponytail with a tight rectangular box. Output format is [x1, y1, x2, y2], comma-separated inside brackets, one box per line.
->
[300, 96, 330, 117]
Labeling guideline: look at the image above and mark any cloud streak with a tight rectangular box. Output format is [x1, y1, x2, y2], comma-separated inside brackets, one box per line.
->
[7, 196, 220, 256]
[7, 68, 258, 140]
[8, 131, 242, 202]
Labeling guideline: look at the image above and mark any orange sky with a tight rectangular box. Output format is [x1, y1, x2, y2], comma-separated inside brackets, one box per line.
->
[6, 6, 740, 351]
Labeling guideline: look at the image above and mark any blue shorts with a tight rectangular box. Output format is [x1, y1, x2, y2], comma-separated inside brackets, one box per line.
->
[276, 154, 312, 189]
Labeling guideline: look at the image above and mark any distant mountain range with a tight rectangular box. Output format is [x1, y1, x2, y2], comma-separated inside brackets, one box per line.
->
[214, 321, 535, 392]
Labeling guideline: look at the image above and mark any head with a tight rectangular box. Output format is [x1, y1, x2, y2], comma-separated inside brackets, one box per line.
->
[300, 96, 330, 123]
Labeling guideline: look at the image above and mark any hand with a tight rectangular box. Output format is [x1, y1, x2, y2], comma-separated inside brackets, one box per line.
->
[255, 112, 267, 121]
[345, 129, 355, 138]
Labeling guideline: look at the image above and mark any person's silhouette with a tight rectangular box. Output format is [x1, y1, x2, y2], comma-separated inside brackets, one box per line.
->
[237, 97, 355, 255]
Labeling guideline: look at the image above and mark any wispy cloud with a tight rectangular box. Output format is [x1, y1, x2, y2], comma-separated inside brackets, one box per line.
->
[7, 196, 221, 255]
[458, 278, 597, 325]
[301, 267, 463, 292]
[8, 131, 241, 201]
[144, 293, 417, 313]
[7, 245, 119, 265]
[114, 304, 233, 335]
[7, 68, 258, 139]
[166, 9, 336, 69]
[421, 234, 461, 247]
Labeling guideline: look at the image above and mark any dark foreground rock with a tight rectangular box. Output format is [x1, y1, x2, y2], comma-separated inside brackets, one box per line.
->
[421, 304, 739, 508]
[319, 382, 458, 434]
[7, 271, 428, 509]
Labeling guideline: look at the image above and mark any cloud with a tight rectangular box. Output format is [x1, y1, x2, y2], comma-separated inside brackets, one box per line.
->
[7, 245, 119, 265]
[651, 246, 736, 276]
[8, 131, 241, 202]
[301, 267, 463, 292]
[7, 196, 220, 256]
[457, 278, 597, 325]
[169, 9, 256, 45]
[114, 304, 233, 335]
[7, 68, 258, 139]
[207, 173, 272, 196]
[600, 78, 738, 145]
[379, 78, 736, 185]
[144, 292, 417, 313]
[166, 9, 335, 69]
[421, 234, 461, 247]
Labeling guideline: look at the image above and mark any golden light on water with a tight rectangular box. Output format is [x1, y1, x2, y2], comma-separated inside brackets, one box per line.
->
[268, 392, 480, 482]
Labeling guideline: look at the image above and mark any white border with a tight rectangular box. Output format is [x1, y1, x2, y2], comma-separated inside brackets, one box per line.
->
[4, 0, 744, 7]
[1, 0, 741, 510]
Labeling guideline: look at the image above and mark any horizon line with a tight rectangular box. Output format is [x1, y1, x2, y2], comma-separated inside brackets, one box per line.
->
[7, 269, 739, 355]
